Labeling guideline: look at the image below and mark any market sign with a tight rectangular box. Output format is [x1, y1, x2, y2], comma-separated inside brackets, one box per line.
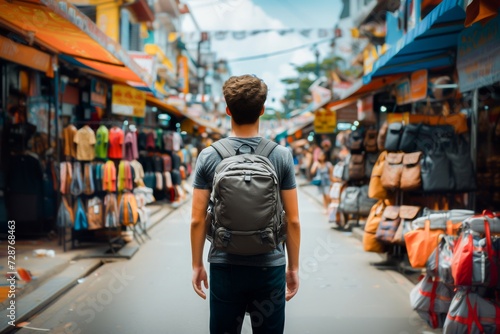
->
[457, 15, 500, 92]
[410, 69, 428, 101]
[314, 108, 336, 134]
[112, 85, 146, 118]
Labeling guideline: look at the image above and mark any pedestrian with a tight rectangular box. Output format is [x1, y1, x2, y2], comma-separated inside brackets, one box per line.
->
[310, 150, 334, 214]
[190, 74, 301, 334]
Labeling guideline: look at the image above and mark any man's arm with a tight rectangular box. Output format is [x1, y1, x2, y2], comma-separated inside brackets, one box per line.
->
[281, 188, 300, 301]
[190, 188, 210, 299]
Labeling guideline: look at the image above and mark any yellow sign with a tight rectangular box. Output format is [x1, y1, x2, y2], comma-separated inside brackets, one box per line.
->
[97, 3, 120, 42]
[314, 108, 336, 134]
[112, 85, 146, 118]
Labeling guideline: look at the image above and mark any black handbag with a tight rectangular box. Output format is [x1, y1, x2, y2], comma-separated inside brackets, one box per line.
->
[339, 186, 360, 214]
[385, 122, 403, 151]
[399, 123, 421, 152]
[421, 146, 454, 192]
[446, 135, 476, 191]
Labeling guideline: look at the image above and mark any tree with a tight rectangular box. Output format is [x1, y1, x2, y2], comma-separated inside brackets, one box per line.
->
[281, 56, 345, 114]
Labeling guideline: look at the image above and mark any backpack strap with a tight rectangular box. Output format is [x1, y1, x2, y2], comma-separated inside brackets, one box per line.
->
[211, 138, 237, 159]
[255, 138, 278, 158]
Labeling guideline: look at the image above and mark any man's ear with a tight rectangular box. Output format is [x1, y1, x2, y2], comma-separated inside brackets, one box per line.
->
[226, 107, 232, 116]
[259, 107, 265, 116]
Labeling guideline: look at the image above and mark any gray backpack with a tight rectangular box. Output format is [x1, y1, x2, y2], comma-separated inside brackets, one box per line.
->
[206, 138, 286, 255]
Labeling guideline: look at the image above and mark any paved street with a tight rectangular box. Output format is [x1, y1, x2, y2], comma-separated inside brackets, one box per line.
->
[14, 187, 433, 334]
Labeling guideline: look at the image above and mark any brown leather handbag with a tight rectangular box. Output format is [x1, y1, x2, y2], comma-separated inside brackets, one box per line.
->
[401, 152, 423, 191]
[368, 151, 387, 199]
[364, 129, 378, 152]
[363, 200, 387, 253]
[393, 205, 421, 245]
[381, 152, 404, 190]
[349, 154, 366, 180]
[375, 205, 401, 243]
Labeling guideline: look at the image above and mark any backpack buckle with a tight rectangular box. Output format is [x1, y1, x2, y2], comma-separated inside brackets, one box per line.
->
[244, 172, 252, 182]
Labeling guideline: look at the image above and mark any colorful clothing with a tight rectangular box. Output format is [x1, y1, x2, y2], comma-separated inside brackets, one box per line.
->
[95, 125, 109, 159]
[108, 127, 124, 159]
[74, 125, 96, 161]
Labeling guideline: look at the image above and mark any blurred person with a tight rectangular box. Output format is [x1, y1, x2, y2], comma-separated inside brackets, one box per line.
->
[310, 150, 334, 214]
[190, 74, 301, 334]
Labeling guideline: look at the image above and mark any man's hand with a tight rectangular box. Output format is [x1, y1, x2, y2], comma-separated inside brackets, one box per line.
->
[192, 266, 209, 299]
[285, 269, 299, 301]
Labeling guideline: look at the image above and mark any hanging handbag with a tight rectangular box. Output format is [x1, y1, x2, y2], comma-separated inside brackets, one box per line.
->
[339, 186, 360, 214]
[446, 135, 476, 191]
[375, 205, 401, 243]
[400, 151, 423, 191]
[384, 122, 403, 151]
[348, 129, 364, 152]
[451, 214, 500, 288]
[393, 205, 421, 245]
[399, 123, 421, 152]
[443, 290, 500, 334]
[357, 185, 377, 216]
[410, 274, 455, 329]
[368, 151, 387, 199]
[405, 218, 445, 268]
[381, 152, 404, 190]
[420, 147, 454, 192]
[348, 154, 365, 180]
[363, 200, 387, 253]
[377, 121, 388, 151]
[426, 235, 456, 285]
[365, 152, 378, 179]
[364, 129, 378, 152]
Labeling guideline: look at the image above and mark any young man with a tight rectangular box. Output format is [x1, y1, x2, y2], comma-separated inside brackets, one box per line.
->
[190, 74, 301, 334]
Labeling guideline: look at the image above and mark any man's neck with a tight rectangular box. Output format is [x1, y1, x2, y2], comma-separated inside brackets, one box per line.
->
[231, 121, 260, 138]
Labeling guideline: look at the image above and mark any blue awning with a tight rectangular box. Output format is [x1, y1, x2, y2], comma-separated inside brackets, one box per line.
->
[363, 0, 467, 84]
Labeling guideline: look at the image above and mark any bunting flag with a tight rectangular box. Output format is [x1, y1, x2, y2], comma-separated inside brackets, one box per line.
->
[170, 28, 342, 43]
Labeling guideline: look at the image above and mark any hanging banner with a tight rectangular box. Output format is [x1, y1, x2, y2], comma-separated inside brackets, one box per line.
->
[112, 85, 146, 118]
[396, 78, 411, 105]
[91, 79, 107, 108]
[314, 108, 336, 134]
[357, 95, 375, 123]
[410, 69, 428, 101]
[457, 15, 500, 92]
[177, 55, 189, 95]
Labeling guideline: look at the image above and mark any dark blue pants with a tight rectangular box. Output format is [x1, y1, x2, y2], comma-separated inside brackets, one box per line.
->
[209, 263, 286, 334]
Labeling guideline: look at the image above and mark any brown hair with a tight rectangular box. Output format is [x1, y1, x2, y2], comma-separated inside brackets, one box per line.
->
[222, 75, 268, 125]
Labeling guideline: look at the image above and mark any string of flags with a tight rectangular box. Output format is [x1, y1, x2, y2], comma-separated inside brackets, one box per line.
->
[169, 27, 343, 43]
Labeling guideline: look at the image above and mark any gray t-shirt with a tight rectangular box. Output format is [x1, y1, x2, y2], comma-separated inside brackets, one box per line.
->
[192, 137, 296, 267]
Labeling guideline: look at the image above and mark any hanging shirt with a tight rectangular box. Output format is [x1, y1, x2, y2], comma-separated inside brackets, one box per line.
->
[87, 197, 103, 230]
[74, 125, 96, 161]
[123, 131, 139, 161]
[108, 127, 124, 159]
[130, 160, 145, 187]
[73, 198, 88, 231]
[95, 125, 109, 160]
[103, 160, 117, 192]
[70, 162, 84, 196]
[83, 163, 95, 195]
[63, 124, 78, 158]
[60, 162, 72, 194]
[146, 132, 156, 150]
[104, 193, 119, 228]
[117, 161, 133, 192]
[56, 197, 74, 228]
[155, 128, 164, 151]
[173, 132, 182, 151]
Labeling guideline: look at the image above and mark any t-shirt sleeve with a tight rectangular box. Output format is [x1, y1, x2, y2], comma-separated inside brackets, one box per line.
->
[192, 147, 222, 190]
[73, 131, 79, 144]
[89, 131, 96, 145]
[278, 147, 296, 190]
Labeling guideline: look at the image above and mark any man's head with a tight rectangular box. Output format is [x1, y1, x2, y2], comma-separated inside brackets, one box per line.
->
[223, 75, 268, 125]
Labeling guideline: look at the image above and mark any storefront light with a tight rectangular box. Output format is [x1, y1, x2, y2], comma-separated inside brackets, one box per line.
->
[380, 105, 387, 112]
[152, 107, 158, 112]
[354, 121, 359, 126]
[158, 114, 170, 120]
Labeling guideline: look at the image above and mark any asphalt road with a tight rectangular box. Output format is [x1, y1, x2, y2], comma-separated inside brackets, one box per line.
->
[14, 188, 436, 334]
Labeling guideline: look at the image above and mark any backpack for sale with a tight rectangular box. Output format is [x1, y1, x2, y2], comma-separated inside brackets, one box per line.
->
[119, 192, 138, 226]
[206, 138, 286, 255]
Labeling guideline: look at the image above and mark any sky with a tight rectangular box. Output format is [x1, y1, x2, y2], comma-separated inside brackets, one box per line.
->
[181, 0, 342, 110]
